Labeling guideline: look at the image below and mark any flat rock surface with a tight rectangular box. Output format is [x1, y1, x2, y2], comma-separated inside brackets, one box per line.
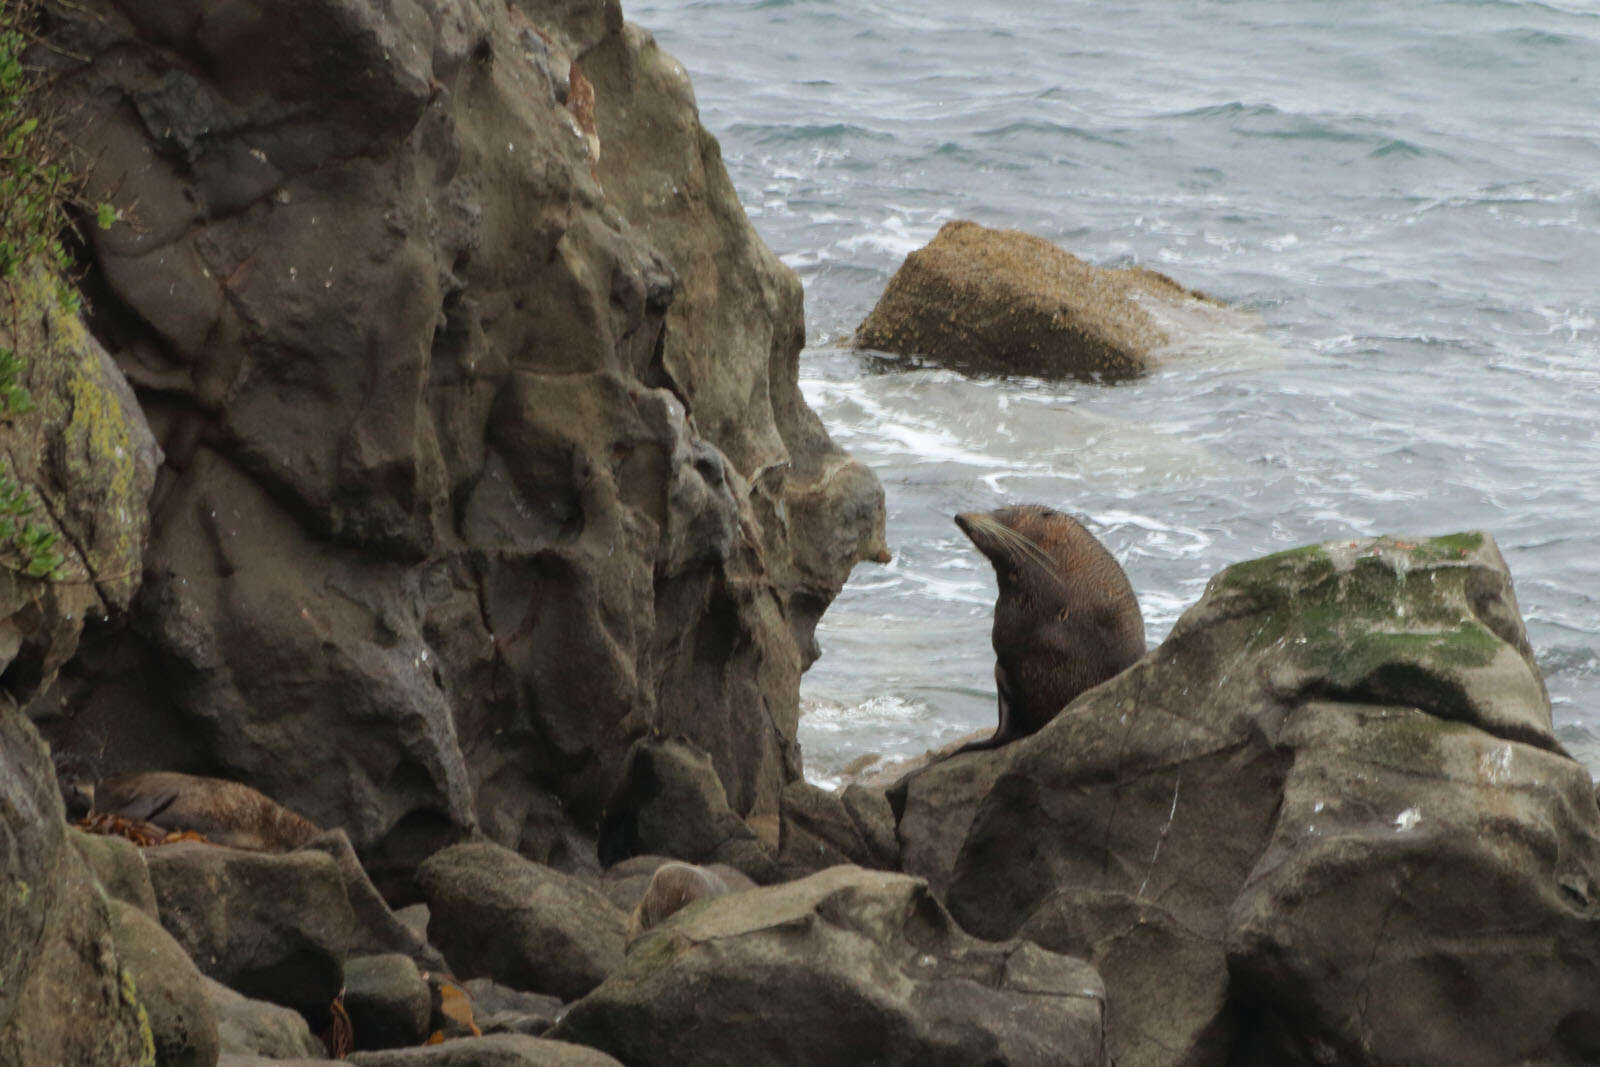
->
[348, 1033, 623, 1066]
[419, 841, 626, 1001]
[552, 865, 1104, 1066]
[145, 842, 353, 1019]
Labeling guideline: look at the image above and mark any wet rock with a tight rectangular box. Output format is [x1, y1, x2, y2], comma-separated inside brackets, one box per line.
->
[462, 979, 563, 1038]
[0, 710, 148, 1066]
[70, 826, 159, 918]
[347, 1034, 622, 1066]
[107, 898, 220, 1067]
[203, 976, 324, 1060]
[552, 866, 1105, 1066]
[597, 738, 780, 883]
[418, 841, 626, 1001]
[44, 0, 885, 896]
[855, 219, 1215, 381]
[947, 532, 1600, 1067]
[345, 954, 430, 1051]
[144, 842, 352, 1019]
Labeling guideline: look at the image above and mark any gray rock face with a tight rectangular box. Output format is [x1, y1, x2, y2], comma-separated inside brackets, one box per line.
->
[597, 738, 779, 883]
[348, 1034, 623, 1066]
[203, 977, 324, 1060]
[946, 532, 1600, 1067]
[107, 898, 221, 1067]
[854, 219, 1217, 381]
[885, 750, 1007, 896]
[70, 826, 159, 919]
[345, 954, 430, 1052]
[551, 865, 1106, 1067]
[462, 979, 564, 1038]
[303, 830, 447, 972]
[144, 842, 353, 1019]
[418, 841, 626, 1001]
[42, 0, 885, 893]
[775, 778, 898, 878]
[0, 710, 148, 1066]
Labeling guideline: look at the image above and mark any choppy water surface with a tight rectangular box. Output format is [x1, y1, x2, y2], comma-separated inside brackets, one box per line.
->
[630, 0, 1600, 783]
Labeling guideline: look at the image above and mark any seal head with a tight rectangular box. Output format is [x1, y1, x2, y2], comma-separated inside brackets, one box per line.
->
[954, 504, 1145, 753]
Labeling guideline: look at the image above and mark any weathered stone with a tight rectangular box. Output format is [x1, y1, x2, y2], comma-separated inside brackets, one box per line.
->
[0, 260, 159, 708]
[392, 903, 429, 943]
[108, 898, 220, 1067]
[71, 826, 159, 918]
[418, 841, 626, 1001]
[855, 219, 1216, 381]
[552, 866, 1105, 1066]
[43, 0, 884, 898]
[946, 532, 1600, 1067]
[462, 978, 563, 1039]
[144, 842, 352, 1019]
[597, 738, 779, 883]
[0, 709, 149, 1066]
[345, 954, 430, 1052]
[348, 1034, 622, 1066]
[303, 830, 447, 972]
[203, 976, 324, 1060]
[776, 778, 898, 877]
[886, 745, 1008, 897]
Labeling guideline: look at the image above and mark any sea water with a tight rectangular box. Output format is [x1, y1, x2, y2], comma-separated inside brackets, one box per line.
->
[629, 0, 1600, 784]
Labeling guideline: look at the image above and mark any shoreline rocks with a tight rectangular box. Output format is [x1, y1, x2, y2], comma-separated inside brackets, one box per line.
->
[855, 219, 1220, 381]
[946, 532, 1600, 1067]
[37, 0, 886, 897]
[551, 865, 1107, 1066]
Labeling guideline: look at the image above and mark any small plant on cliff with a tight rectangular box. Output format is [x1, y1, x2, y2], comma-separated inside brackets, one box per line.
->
[0, 0, 110, 581]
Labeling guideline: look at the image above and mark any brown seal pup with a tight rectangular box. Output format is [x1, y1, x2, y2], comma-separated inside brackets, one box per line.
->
[953, 504, 1145, 753]
[92, 771, 322, 852]
[625, 861, 732, 944]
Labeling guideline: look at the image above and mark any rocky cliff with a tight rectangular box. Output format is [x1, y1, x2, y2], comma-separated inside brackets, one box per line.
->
[31, 0, 886, 891]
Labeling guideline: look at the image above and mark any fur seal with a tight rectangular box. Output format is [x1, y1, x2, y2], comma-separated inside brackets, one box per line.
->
[953, 504, 1145, 753]
[625, 861, 732, 943]
[91, 771, 322, 852]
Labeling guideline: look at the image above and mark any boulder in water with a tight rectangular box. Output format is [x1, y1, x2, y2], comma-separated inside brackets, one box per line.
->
[855, 219, 1215, 381]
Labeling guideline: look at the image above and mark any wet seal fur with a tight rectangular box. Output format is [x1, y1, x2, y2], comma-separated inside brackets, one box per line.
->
[954, 504, 1145, 753]
[92, 771, 322, 852]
